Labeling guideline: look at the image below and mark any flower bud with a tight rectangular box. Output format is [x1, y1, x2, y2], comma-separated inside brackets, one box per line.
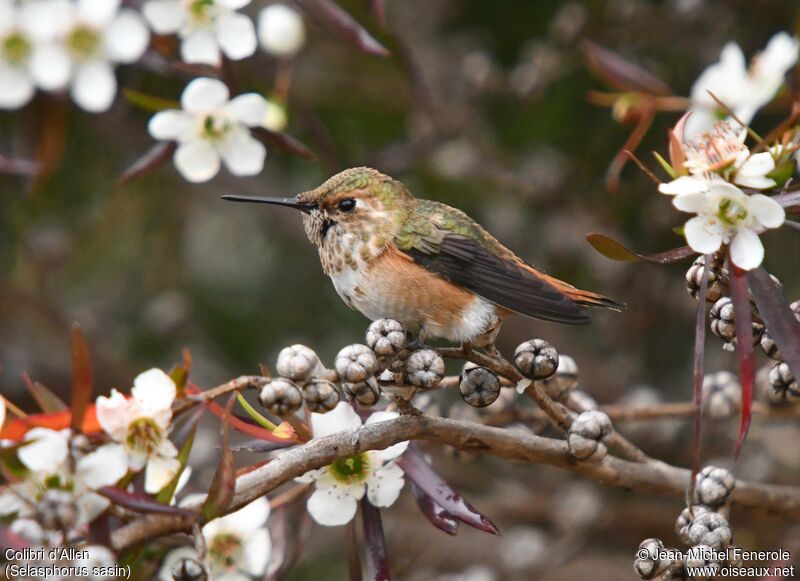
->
[684, 545, 720, 580]
[567, 410, 612, 461]
[687, 512, 732, 548]
[675, 505, 712, 544]
[514, 339, 559, 380]
[459, 366, 501, 407]
[276, 344, 320, 383]
[701, 371, 740, 418]
[302, 379, 340, 413]
[335, 344, 378, 383]
[405, 349, 445, 389]
[365, 319, 406, 358]
[694, 465, 735, 508]
[172, 557, 207, 581]
[257, 4, 305, 56]
[343, 377, 381, 407]
[259, 378, 303, 417]
[767, 361, 799, 403]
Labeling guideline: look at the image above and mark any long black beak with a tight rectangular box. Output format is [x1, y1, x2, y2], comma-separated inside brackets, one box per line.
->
[221, 195, 316, 213]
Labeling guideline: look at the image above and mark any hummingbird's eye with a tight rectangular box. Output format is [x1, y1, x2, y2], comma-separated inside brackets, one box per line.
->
[338, 198, 357, 213]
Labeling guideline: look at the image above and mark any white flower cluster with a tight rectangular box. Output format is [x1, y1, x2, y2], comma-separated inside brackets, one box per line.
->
[0, 0, 149, 111]
[660, 121, 785, 270]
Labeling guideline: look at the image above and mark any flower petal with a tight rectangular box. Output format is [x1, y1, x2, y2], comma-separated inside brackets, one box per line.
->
[311, 401, 362, 439]
[77, 443, 129, 489]
[19, 428, 69, 472]
[366, 461, 405, 508]
[174, 139, 221, 182]
[71, 60, 117, 113]
[180, 29, 220, 65]
[216, 12, 257, 61]
[29, 43, 72, 91]
[19, 0, 74, 41]
[658, 176, 708, 196]
[364, 411, 408, 461]
[241, 527, 271, 576]
[132, 368, 177, 415]
[226, 93, 268, 126]
[148, 110, 195, 141]
[730, 228, 764, 270]
[104, 9, 150, 63]
[77, 0, 120, 27]
[0, 64, 35, 109]
[306, 485, 359, 526]
[181, 77, 229, 113]
[684, 216, 724, 254]
[219, 0, 252, 10]
[142, 0, 185, 34]
[672, 192, 708, 213]
[218, 130, 266, 176]
[77, 491, 111, 523]
[748, 194, 786, 229]
[145, 454, 181, 493]
[214, 496, 270, 534]
[96, 389, 133, 441]
[158, 547, 199, 581]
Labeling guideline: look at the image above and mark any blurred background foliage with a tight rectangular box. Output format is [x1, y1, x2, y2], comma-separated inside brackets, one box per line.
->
[2, 1, 800, 579]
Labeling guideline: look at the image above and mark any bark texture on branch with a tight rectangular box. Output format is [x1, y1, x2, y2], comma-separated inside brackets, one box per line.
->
[111, 414, 800, 552]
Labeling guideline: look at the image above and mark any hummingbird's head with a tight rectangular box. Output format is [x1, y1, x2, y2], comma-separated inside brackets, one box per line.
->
[224, 167, 414, 251]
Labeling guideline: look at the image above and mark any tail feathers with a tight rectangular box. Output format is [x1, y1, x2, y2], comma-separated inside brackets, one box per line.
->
[528, 267, 624, 311]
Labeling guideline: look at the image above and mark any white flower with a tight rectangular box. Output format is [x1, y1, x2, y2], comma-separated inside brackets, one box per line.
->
[686, 32, 799, 137]
[158, 497, 271, 581]
[297, 403, 408, 526]
[143, 0, 256, 65]
[257, 4, 305, 57]
[29, 0, 150, 112]
[148, 77, 270, 182]
[682, 121, 776, 190]
[659, 178, 785, 270]
[96, 368, 181, 493]
[0, 428, 127, 526]
[0, 0, 38, 108]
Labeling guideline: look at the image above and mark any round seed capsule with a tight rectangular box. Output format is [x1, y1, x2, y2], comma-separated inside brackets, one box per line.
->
[335, 344, 378, 383]
[365, 319, 406, 357]
[259, 378, 303, 417]
[767, 361, 799, 403]
[276, 344, 320, 383]
[406, 349, 445, 389]
[343, 377, 381, 407]
[514, 339, 559, 380]
[302, 379, 340, 413]
[459, 366, 501, 407]
[172, 557, 207, 581]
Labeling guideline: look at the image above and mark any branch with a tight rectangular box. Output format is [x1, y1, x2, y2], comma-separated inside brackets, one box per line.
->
[111, 414, 800, 552]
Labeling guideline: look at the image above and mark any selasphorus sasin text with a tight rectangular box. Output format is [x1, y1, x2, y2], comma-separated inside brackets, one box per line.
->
[223, 167, 619, 345]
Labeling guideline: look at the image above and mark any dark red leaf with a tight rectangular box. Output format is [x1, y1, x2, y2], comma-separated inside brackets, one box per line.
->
[729, 263, 756, 457]
[253, 127, 317, 160]
[360, 497, 391, 581]
[586, 233, 696, 264]
[0, 525, 32, 551]
[297, 0, 391, 57]
[690, 255, 711, 501]
[747, 267, 800, 382]
[397, 446, 499, 535]
[347, 519, 363, 581]
[202, 394, 236, 520]
[98, 487, 197, 517]
[118, 142, 177, 186]
[22, 372, 67, 413]
[70, 324, 93, 433]
[33, 96, 67, 187]
[580, 40, 672, 95]
[370, 0, 386, 28]
[411, 482, 458, 535]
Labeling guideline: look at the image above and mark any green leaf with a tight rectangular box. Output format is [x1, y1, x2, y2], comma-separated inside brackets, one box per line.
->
[767, 158, 796, 188]
[652, 151, 676, 179]
[236, 392, 279, 431]
[586, 233, 695, 264]
[156, 424, 197, 505]
[123, 89, 180, 112]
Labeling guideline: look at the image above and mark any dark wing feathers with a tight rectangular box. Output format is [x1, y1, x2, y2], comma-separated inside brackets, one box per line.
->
[403, 234, 590, 325]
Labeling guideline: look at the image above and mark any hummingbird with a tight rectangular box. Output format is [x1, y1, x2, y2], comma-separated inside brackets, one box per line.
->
[223, 167, 620, 346]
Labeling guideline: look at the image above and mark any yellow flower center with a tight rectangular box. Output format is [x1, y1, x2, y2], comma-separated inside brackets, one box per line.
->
[67, 25, 101, 60]
[202, 114, 231, 140]
[126, 417, 163, 455]
[717, 197, 749, 227]
[188, 0, 216, 24]
[329, 453, 370, 484]
[2, 31, 31, 65]
[209, 532, 243, 569]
